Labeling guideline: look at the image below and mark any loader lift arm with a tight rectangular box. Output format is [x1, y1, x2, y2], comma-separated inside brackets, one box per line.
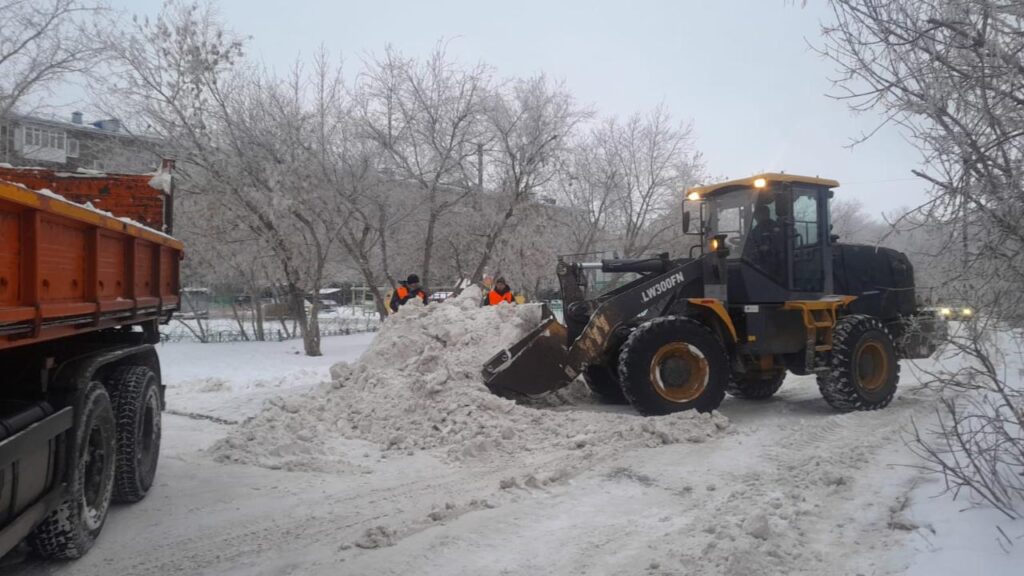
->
[482, 255, 710, 397]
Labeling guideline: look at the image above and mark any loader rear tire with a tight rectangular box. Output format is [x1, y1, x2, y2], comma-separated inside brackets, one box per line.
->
[583, 364, 627, 403]
[817, 315, 899, 411]
[618, 317, 728, 416]
[727, 370, 785, 400]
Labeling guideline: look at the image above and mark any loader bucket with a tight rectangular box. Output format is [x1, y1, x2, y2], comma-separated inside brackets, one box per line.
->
[482, 305, 572, 397]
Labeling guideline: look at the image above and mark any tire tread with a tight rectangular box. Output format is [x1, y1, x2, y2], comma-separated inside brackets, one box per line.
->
[817, 314, 900, 411]
[108, 365, 162, 504]
[617, 316, 728, 416]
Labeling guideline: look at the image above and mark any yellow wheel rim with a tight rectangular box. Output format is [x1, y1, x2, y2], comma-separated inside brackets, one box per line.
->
[649, 342, 709, 403]
[856, 341, 889, 391]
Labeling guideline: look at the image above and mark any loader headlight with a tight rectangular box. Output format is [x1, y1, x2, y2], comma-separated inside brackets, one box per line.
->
[961, 307, 973, 317]
[710, 233, 729, 254]
[753, 177, 767, 188]
[687, 191, 701, 201]
[939, 307, 953, 317]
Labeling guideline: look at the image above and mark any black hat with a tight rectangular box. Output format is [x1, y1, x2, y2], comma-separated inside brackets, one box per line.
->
[406, 274, 420, 284]
[495, 277, 507, 284]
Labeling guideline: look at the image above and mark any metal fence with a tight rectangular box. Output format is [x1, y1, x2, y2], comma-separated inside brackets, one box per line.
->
[161, 313, 381, 344]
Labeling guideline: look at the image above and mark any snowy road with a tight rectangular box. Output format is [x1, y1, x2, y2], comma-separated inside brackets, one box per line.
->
[4, 334, 1020, 575]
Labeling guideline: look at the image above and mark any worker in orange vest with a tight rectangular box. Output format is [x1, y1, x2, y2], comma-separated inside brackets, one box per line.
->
[485, 277, 514, 306]
[389, 274, 428, 313]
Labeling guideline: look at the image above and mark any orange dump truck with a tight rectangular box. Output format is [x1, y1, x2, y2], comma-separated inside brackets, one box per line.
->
[0, 167, 180, 559]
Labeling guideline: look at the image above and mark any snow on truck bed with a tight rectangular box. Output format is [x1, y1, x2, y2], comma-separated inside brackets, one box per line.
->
[210, 286, 728, 471]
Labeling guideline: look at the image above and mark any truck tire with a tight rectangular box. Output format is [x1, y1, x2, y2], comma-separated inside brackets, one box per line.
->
[727, 370, 785, 400]
[108, 365, 162, 503]
[29, 381, 116, 559]
[617, 317, 728, 416]
[583, 364, 626, 403]
[817, 315, 900, 410]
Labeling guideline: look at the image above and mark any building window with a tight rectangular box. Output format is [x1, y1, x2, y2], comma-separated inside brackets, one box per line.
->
[67, 137, 79, 157]
[0, 124, 11, 156]
[23, 126, 68, 151]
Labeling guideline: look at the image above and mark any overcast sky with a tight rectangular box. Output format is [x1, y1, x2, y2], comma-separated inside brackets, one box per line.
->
[101, 0, 928, 215]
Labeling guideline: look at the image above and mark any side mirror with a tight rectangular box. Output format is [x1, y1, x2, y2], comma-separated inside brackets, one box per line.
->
[683, 211, 691, 233]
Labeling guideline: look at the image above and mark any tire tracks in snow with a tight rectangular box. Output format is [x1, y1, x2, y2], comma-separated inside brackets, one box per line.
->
[658, 390, 937, 575]
[85, 443, 630, 576]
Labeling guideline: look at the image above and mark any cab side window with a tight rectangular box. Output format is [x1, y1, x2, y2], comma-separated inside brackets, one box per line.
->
[792, 192, 819, 246]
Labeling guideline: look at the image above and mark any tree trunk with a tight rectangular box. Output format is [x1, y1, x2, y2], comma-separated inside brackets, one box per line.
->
[306, 305, 321, 355]
[289, 284, 321, 356]
[358, 260, 389, 321]
[248, 280, 266, 341]
[230, 301, 250, 341]
[254, 296, 265, 341]
[378, 209, 398, 289]
[421, 209, 439, 286]
[462, 200, 519, 294]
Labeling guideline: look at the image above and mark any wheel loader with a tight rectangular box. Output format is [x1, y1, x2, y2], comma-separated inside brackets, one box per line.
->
[482, 173, 946, 415]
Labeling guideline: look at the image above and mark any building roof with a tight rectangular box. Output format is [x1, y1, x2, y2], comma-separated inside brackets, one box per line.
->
[687, 173, 840, 198]
[4, 112, 162, 142]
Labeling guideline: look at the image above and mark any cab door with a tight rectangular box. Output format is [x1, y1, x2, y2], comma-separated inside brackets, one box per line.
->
[788, 186, 828, 294]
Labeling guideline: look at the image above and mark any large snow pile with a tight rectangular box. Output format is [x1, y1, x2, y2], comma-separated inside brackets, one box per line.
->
[211, 286, 728, 471]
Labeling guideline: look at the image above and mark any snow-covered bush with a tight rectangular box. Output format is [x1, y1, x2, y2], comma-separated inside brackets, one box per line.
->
[822, 0, 1024, 518]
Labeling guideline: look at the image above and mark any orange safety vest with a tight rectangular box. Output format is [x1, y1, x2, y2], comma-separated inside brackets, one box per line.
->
[487, 288, 514, 305]
[396, 285, 426, 303]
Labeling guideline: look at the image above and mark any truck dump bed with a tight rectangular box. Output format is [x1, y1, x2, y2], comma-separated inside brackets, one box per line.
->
[0, 179, 182, 350]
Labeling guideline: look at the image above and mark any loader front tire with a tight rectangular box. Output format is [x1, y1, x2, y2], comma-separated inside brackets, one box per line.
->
[817, 315, 899, 411]
[618, 317, 728, 416]
[727, 369, 785, 400]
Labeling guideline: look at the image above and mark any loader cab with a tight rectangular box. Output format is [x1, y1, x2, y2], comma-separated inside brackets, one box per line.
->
[686, 174, 839, 303]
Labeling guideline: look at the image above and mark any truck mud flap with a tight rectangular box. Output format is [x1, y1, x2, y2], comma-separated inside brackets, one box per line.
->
[482, 312, 572, 397]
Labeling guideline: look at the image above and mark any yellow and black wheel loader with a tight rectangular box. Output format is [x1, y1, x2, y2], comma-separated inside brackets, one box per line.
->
[482, 174, 947, 416]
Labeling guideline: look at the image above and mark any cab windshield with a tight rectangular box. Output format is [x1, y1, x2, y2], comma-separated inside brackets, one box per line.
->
[705, 186, 785, 280]
[704, 184, 824, 290]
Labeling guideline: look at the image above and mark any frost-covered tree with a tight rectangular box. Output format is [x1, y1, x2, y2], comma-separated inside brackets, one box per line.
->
[830, 198, 888, 244]
[0, 0, 99, 118]
[98, 0, 336, 355]
[821, 0, 1024, 519]
[556, 136, 619, 256]
[354, 44, 492, 286]
[302, 51, 414, 320]
[562, 105, 703, 258]
[458, 74, 586, 288]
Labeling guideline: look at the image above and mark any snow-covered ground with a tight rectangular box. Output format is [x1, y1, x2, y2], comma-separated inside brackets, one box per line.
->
[5, 314, 1021, 575]
[159, 334, 376, 422]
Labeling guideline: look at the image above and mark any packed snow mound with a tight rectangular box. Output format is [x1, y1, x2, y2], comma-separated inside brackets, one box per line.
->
[211, 285, 729, 470]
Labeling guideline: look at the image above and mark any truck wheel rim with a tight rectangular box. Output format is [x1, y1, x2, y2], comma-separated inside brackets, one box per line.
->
[650, 343, 708, 403]
[81, 420, 111, 530]
[856, 341, 888, 391]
